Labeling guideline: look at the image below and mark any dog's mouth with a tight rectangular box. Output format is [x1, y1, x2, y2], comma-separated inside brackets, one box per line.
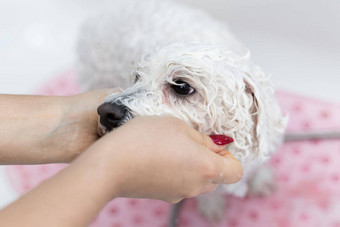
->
[97, 102, 133, 136]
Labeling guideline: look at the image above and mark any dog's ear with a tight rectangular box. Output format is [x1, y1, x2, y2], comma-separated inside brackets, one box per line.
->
[243, 77, 270, 161]
[243, 75, 286, 162]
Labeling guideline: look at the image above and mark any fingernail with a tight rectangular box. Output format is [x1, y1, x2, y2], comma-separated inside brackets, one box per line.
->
[209, 135, 234, 146]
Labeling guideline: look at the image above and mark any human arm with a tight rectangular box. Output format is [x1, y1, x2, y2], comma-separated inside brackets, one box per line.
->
[0, 90, 112, 164]
[0, 116, 243, 227]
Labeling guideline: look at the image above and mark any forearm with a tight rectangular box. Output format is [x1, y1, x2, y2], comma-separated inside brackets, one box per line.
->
[0, 141, 118, 227]
[0, 95, 66, 164]
[0, 116, 243, 226]
[0, 91, 108, 164]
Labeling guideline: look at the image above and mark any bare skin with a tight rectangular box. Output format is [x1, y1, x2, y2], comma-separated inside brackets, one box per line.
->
[0, 92, 243, 227]
[0, 89, 113, 164]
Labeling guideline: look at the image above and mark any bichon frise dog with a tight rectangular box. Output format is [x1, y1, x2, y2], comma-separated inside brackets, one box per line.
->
[77, 0, 287, 221]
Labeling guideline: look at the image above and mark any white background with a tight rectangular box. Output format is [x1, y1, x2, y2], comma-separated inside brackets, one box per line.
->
[0, 0, 339, 208]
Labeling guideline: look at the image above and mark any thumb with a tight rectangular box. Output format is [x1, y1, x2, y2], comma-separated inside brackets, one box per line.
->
[212, 150, 243, 184]
[189, 128, 243, 184]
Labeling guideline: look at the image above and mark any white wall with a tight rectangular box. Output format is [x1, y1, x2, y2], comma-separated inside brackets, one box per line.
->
[1, 0, 339, 101]
[182, 0, 340, 102]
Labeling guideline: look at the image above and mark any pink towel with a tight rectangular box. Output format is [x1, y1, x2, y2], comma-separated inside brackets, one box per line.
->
[6, 70, 340, 227]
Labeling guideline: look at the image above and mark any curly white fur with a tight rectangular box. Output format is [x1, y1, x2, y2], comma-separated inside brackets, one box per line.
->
[77, 0, 287, 211]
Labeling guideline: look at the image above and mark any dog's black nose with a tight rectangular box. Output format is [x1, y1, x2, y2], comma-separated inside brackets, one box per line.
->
[97, 102, 127, 130]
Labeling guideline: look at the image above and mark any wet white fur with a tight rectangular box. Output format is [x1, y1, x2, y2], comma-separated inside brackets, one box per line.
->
[77, 0, 287, 210]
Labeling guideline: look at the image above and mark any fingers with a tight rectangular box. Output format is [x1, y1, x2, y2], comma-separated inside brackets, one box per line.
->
[186, 125, 243, 184]
[211, 151, 243, 184]
[216, 149, 238, 160]
[188, 128, 226, 153]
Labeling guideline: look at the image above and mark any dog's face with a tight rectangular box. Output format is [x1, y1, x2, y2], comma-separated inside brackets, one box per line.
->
[98, 43, 285, 161]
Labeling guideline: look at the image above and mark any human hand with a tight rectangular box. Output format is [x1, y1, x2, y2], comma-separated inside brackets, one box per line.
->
[82, 116, 243, 203]
[0, 116, 242, 227]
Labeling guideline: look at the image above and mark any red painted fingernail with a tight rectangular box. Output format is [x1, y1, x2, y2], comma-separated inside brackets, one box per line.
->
[209, 135, 234, 145]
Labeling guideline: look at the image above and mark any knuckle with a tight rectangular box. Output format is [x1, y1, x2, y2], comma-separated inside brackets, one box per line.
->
[201, 162, 218, 180]
[206, 169, 217, 180]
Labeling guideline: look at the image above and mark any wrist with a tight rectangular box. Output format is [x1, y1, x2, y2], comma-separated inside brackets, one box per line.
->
[71, 136, 124, 201]
[35, 90, 110, 163]
[33, 95, 75, 163]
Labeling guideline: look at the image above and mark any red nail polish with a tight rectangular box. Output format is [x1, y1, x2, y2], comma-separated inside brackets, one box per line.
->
[209, 135, 234, 145]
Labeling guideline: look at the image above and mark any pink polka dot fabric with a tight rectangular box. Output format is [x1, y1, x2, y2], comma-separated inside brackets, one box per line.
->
[5, 70, 340, 227]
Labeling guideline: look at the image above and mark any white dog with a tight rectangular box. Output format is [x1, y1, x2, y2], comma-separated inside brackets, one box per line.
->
[77, 0, 287, 221]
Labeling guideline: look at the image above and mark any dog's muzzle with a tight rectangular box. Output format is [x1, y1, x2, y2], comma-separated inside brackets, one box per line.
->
[97, 102, 129, 132]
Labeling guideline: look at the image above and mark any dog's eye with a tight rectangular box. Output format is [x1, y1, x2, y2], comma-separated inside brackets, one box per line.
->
[134, 73, 141, 83]
[171, 80, 195, 96]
